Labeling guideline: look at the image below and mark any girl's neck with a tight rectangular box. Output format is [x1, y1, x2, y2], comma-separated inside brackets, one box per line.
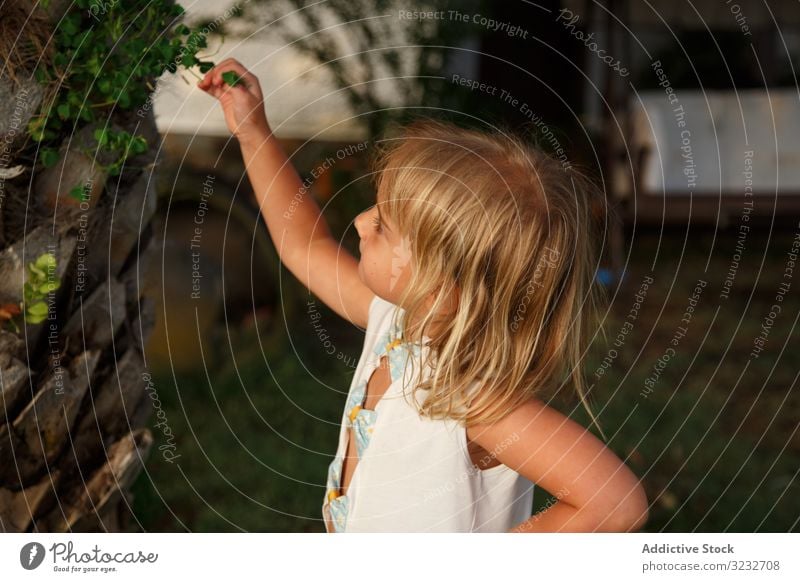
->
[402, 291, 457, 344]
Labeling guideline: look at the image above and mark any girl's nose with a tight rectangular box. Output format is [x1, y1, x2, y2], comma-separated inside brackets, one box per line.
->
[354, 210, 369, 239]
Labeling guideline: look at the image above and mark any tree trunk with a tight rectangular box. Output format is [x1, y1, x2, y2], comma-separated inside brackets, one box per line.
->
[0, 6, 161, 532]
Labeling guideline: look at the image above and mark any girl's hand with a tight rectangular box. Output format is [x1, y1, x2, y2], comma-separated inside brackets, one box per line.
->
[197, 58, 270, 143]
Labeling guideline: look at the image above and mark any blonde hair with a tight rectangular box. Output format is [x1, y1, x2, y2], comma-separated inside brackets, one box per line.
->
[373, 118, 609, 439]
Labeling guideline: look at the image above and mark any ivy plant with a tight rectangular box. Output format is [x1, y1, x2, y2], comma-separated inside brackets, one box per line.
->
[28, 0, 226, 201]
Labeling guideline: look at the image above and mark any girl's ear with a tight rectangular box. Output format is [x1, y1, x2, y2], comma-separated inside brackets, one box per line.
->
[442, 283, 459, 317]
[426, 281, 459, 315]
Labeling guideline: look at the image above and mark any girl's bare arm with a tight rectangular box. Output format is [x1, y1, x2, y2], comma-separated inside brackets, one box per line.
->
[466, 397, 649, 532]
[198, 59, 374, 327]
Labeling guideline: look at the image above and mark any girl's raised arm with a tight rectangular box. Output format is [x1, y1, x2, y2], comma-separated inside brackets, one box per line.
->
[198, 59, 374, 327]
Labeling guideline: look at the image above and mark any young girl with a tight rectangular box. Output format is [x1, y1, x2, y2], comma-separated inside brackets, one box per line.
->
[199, 59, 649, 533]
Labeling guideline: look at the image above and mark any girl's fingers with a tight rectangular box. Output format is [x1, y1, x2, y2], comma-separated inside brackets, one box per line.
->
[198, 59, 261, 99]
[197, 80, 224, 99]
[212, 61, 240, 85]
[199, 68, 217, 88]
[211, 60, 254, 86]
[199, 59, 252, 82]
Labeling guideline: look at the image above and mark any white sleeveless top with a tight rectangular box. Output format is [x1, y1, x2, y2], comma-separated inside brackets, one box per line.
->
[321, 294, 535, 532]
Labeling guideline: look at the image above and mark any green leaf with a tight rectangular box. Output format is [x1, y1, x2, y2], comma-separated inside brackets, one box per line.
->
[48, 116, 63, 132]
[94, 128, 108, 145]
[181, 53, 198, 68]
[41, 148, 60, 168]
[67, 91, 83, 107]
[127, 39, 145, 55]
[23, 288, 33, 305]
[60, 15, 79, 36]
[27, 301, 49, 317]
[39, 281, 60, 294]
[198, 61, 214, 73]
[28, 117, 45, 141]
[69, 185, 87, 202]
[26, 312, 47, 325]
[130, 136, 148, 155]
[75, 29, 92, 50]
[27, 264, 45, 279]
[109, 130, 129, 148]
[221, 71, 244, 87]
[157, 42, 175, 62]
[34, 253, 57, 271]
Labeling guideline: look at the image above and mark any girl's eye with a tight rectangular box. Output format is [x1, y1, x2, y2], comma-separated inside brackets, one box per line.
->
[371, 213, 383, 233]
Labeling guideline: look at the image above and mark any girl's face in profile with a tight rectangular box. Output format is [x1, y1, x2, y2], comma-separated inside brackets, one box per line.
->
[354, 201, 412, 306]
